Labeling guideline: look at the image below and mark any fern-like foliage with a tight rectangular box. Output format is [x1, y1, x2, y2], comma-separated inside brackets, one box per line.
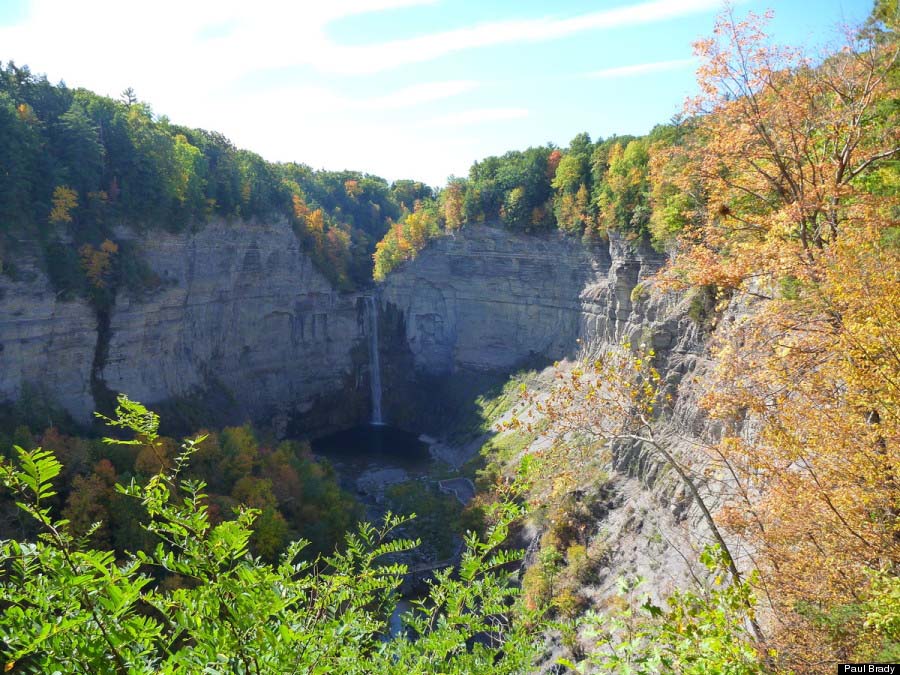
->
[0, 395, 543, 674]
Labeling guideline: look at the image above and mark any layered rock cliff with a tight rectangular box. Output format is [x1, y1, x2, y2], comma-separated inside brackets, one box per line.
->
[102, 220, 368, 431]
[0, 251, 98, 423]
[378, 224, 738, 616]
[2, 219, 743, 617]
[0, 220, 370, 431]
[376, 224, 676, 431]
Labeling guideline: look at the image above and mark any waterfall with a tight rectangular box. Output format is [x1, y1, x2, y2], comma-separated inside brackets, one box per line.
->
[365, 296, 384, 425]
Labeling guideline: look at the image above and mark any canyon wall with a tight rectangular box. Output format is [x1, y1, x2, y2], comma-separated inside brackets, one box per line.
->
[0, 251, 98, 423]
[378, 224, 671, 376]
[0, 220, 369, 430]
[2, 219, 758, 665]
[379, 223, 738, 618]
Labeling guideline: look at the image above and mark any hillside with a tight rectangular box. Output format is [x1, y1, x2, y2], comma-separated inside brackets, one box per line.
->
[0, 3, 898, 674]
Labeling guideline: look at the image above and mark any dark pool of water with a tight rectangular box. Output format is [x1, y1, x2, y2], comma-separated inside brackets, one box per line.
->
[311, 424, 432, 475]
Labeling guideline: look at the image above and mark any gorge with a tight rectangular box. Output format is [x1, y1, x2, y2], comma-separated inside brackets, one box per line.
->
[2, 5, 896, 664]
[0, 215, 714, 607]
[0, 219, 670, 439]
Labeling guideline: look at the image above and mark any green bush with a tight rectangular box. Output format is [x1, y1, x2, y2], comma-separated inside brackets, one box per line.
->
[630, 282, 650, 305]
[686, 285, 716, 325]
[0, 396, 543, 674]
[561, 547, 767, 674]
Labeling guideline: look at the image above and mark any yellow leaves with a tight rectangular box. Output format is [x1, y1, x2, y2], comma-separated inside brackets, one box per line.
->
[78, 239, 118, 288]
[16, 102, 36, 124]
[664, 23, 898, 651]
[343, 179, 361, 198]
[372, 204, 442, 280]
[292, 193, 310, 221]
[697, 199, 900, 666]
[665, 8, 899, 296]
[49, 185, 78, 225]
[441, 181, 465, 231]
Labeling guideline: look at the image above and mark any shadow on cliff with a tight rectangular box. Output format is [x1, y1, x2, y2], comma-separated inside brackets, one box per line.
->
[374, 297, 552, 443]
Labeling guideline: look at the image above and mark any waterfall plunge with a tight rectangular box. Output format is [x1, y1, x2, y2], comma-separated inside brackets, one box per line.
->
[365, 296, 384, 425]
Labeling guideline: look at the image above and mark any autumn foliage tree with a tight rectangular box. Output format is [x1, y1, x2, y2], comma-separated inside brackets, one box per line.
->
[292, 193, 353, 288]
[651, 5, 900, 669]
[441, 178, 466, 231]
[78, 239, 118, 288]
[49, 185, 78, 225]
[658, 6, 899, 284]
[373, 200, 442, 280]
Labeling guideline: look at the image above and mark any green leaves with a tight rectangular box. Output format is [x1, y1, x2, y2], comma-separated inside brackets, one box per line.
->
[0, 398, 542, 674]
[565, 546, 767, 675]
[9, 446, 61, 503]
[96, 395, 161, 445]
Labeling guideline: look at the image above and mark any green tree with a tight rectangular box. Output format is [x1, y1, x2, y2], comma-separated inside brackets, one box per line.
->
[0, 396, 543, 674]
[562, 547, 767, 674]
[53, 103, 104, 196]
[0, 94, 41, 229]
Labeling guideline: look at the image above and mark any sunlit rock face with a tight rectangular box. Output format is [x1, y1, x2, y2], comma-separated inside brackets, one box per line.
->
[379, 224, 667, 374]
[380, 224, 743, 613]
[101, 219, 369, 428]
[0, 256, 98, 424]
[0, 220, 369, 429]
[0, 221, 686, 439]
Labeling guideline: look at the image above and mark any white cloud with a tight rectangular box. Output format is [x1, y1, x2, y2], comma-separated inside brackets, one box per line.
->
[215, 80, 480, 121]
[321, 0, 722, 74]
[586, 58, 697, 79]
[357, 80, 481, 111]
[424, 108, 529, 128]
[0, 0, 719, 92]
[0, 0, 717, 185]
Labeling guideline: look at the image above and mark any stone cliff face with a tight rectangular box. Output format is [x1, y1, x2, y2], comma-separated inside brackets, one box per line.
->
[379, 225, 666, 376]
[0, 220, 370, 431]
[0, 254, 98, 423]
[103, 220, 367, 430]
[380, 223, 740, 628]
[1, 219, 761, 664]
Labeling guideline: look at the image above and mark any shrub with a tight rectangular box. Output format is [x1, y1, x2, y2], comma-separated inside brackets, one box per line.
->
[0, 395, 543, 674]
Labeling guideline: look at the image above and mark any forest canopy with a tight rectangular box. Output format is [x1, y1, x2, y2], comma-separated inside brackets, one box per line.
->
[0, 1, 898, 672]
[0, 64, 432, 291]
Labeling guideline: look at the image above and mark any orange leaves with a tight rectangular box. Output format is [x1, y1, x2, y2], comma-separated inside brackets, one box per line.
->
[546, 149, 563, 178]
[343, 179, 361, 198]
[661, 8, 899, 292]
[647, 11, 898, 664]
[620, 8, 900, 665]
[696, 194, 900, 667]
[292, 192, 352, 287]
[292, 193, 310, 221]
[78, 239, 118, 288]
[372, 202, 443, 281]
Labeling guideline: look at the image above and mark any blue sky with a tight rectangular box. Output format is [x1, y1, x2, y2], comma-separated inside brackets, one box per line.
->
[0, 0, 874, 186]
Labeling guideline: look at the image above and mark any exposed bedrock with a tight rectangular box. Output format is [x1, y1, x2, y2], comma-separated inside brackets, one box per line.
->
[379, 225, 673, 373]
[1, 220, 370, 431]
[376, 224, 677, 427]
[3, 221, 708, 448]
[0, 254, 98, 424]
[102, 220, 368, 432]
